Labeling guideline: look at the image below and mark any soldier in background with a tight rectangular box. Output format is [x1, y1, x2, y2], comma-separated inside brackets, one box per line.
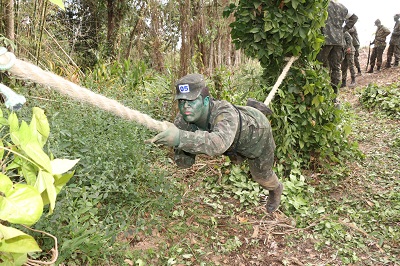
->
[317, 0, 358, 100]
[341, 31, 356, 88]
[147, 74, 284, 213]
[385, 14, 400, 68]
[367, 19, 391, 73]
[348, 26, 362, 75]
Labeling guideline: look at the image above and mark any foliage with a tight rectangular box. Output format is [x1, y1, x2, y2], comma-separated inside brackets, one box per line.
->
[0, 107, 78, 265]
[270, 62, 362, 172]
[359, 82, 400, 119]
[224, 0, 328, 75]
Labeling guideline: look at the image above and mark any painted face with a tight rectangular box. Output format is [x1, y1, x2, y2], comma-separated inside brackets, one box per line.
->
[178, 95, 205, 123]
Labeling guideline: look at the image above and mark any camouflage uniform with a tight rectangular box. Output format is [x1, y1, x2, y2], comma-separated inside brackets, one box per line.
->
[368, 22, 391, 72]
[386, 15, 400, 67]
[341, 31, 356, 87]
[347, 26, 361, 73]
[173, 100, 279, 190]
[317, 0, 358, 94]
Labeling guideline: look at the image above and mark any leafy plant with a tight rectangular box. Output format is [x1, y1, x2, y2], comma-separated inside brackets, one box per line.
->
[0, 107, 78, 265]
[223, 0, 360, 173]
[359, 82, 400, 119]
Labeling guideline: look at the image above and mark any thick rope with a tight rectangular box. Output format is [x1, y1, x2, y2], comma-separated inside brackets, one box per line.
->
[1, 48, 297, 131]
[0, 50, 169, 132]
[264, 56, 298, 106]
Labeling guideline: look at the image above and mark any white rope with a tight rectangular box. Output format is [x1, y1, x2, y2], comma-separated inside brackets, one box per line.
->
[0, 48, 298, 130]
[264, 56, 298, 106]
[0, 50, 169, 132]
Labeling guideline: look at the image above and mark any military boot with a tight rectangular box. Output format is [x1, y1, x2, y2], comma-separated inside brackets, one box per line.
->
[394, 61, 399, 67]
[357, 67, 362, 76]
[385, 62, 391, 68]
[367, 65, 374, 73]
[266, 182, 283, 213]
[377, 65, 381, 71]
[340, 80, 346, 88]
[349, 77, 356, 88]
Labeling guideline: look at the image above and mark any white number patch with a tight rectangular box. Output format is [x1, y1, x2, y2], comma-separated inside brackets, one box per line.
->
[178, 84, 190, 93]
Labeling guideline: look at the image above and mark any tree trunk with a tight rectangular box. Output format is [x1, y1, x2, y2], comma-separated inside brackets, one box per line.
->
[4, 0, 15, 51]
[179, 0, 191, 77]
[149, 0, 164, 72]
[125, 3, 145, 59]
[106, 0, 126, 59]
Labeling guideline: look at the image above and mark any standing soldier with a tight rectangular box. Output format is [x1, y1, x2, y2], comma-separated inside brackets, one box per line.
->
[348, 26, 362, 75]
[341, 31, 356, 88]
[367, 19, 391, 73]
[317, 0, 358, 100]
[385, 14, 400, 68]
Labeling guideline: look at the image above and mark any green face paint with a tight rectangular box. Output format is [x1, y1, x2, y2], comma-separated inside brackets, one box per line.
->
[178, 96, 205, 123]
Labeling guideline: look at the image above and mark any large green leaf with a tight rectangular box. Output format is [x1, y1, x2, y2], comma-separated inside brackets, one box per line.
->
[0, 174, 13, 194]
[0, 224, 41, 253]
[0, 183, 43, 225]
[51, 158, 80, 175]
[35, 170, 57, 214]
[12, 121, 52, 172]
[0, 252, 28, 266]
[21, 161, 38, 186]
[31, 107, 50, 147]
[8, 112, 19, 136]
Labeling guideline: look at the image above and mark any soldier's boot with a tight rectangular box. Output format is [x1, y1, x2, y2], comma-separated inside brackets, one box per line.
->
[349, 77, 356, 88]
[377, 65, 381, 71]
[385, 61, 391, 68]
[340, 79, 346, 88]
[394, 61, 399, 67]
[357, 67, 362, 76]
[266, 182, 283, 213]
[367, 65, 374, 73]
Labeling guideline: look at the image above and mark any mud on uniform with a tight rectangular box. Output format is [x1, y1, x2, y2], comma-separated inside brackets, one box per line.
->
[173, 99, 279, 190]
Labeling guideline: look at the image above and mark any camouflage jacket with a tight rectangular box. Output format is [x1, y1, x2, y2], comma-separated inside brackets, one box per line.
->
[390, 21, 400, 45]
[344, 31, 355, 54]
[173, 100, 275, 168]
[374, 25, 391, 47]
[322, 1, 358, 46]
[348, 26, 360, 47]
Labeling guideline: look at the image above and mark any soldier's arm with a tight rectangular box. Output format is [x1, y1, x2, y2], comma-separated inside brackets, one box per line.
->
[173, 114, 197, 168]
[392, 24, 400, 36]
[177, 108, 238, 157]
[343, 14, 358, 32]
[384, 27, 391, 36]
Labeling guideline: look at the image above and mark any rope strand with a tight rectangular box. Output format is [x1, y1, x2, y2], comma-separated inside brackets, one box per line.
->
[264, 56, 298, 106]
[0, 52, 168, 132]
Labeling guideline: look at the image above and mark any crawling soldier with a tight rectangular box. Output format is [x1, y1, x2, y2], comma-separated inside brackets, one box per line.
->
[148, 73, 283, 213]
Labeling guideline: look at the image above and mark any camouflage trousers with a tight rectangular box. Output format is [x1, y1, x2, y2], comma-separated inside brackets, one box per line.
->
[228, 141, 279, 191]
[386, 44, 400, 65]
[370, 46, 386, 67]
[341, 52, 356, 80]
[354, 46, 361, 70]
[317, 45, 344, 90]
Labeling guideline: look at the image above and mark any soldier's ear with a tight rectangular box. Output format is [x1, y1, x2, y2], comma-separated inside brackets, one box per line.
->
[203, 96, 210, 106]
